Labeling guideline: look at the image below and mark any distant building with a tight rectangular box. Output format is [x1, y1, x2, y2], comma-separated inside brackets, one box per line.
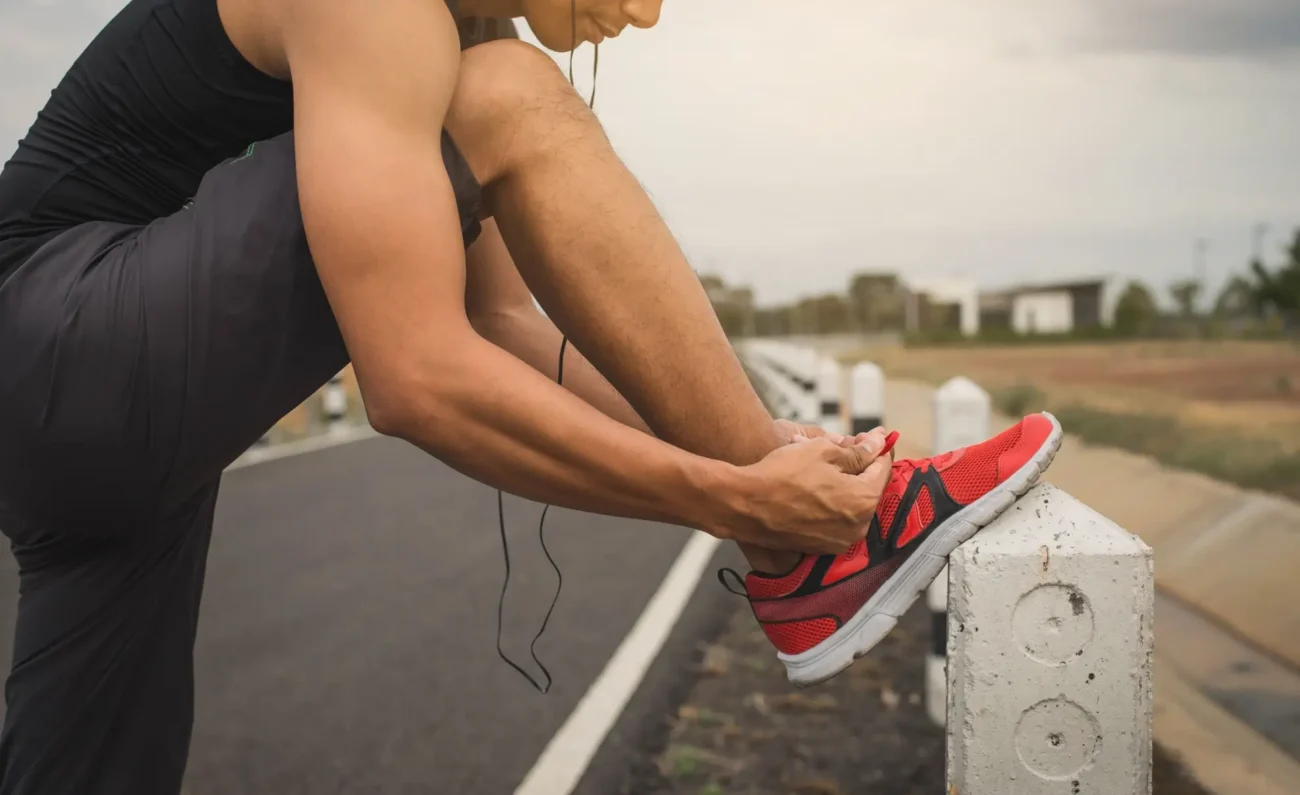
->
[979, 276, 1123, 334]
[904, 277, 981, 336]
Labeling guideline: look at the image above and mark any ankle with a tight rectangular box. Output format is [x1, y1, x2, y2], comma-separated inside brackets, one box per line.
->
[740, 546, 802, 575]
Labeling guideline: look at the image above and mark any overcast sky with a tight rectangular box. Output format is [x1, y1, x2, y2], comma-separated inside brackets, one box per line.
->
[4, 0, 1298, 307]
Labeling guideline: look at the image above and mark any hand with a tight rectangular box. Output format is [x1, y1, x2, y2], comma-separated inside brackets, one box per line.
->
[714, 427, 894, 555]
[773, 418, 830, 444]
[774, 418, 889, 451]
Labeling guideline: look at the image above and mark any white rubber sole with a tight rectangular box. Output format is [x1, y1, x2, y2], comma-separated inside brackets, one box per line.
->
[778, 412, 1064, 688]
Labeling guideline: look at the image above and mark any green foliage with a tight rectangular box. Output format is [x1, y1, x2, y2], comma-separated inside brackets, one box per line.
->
[1050, 405, 1300, 500]
[994, 384, 1047, 416]
[1214, 275, 1256, 318]
[986, 394, 1300, 501]
[1168, 279, 1203, 318]
[1247, 228, 1300, 322]
[1113, 280, 1160, 335]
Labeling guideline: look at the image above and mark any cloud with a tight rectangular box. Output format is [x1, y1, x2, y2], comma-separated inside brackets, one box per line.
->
[0, 1, 121, 155]
[1067, 0, 1300, 60]
[3, 0, 1298, 305]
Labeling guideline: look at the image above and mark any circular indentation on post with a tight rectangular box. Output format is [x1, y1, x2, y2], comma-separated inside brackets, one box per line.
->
[1014, 698, 1101, 780]
[1013, 584, 1095, 665]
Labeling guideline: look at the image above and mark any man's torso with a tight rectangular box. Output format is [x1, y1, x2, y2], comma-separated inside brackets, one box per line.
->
[0, 0, 298, 282]
[0, 0, 504, 286]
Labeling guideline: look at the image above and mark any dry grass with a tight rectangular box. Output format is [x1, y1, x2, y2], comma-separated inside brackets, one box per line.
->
[850, 340, 1300, 443]
[842, 339, 1300, 499]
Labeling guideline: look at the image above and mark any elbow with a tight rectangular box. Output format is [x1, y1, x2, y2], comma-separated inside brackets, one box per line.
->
[360, 347, 481, 446]
[365, 396, 412, 440]
[468, 303, 539, 350]
[361, 364, 447, 441]
[364, 387, 416, 439]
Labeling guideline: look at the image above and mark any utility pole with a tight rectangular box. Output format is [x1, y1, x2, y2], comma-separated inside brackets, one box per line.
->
[1252, 223, 1271, 262]
[1193, 238, 1209, 314]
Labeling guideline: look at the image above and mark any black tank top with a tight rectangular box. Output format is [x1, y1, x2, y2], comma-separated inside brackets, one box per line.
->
[0, 0, 492, 286]
[0, 0, 294, 283]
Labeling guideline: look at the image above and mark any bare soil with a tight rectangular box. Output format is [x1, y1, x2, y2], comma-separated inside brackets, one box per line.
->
[863, 341, 1300, 408]
[613, 602, 1211, 795]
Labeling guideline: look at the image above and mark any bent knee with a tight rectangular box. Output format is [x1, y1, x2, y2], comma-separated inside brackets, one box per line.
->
[455, 39, 577, 115]
[446, 40, 596, 182]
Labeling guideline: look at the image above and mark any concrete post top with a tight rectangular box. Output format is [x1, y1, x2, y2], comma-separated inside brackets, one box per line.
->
[797, 347, 818, 376]
[817, 357, 841, 388]
[951, 483, 1152, 564]
[935, 375, 991, 403]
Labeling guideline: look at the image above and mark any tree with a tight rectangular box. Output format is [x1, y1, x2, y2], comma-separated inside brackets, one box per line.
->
[1213, 274, 1256, 318]
[1113, 280, 1159, 336]
[1248, 227, 1300, 325]
[848, 272, 904, 331]
[1169, 279, 1202, 318]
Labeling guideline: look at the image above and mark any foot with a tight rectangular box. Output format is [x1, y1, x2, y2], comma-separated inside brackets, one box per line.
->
[739, 412, 1063, 687]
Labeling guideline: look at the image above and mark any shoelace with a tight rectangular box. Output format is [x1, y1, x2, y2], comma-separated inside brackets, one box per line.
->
[889, 457, 918, 487]
[717, 567, 748, 597]
[714, 439, 904, 596]
[494, 0, 599, 696]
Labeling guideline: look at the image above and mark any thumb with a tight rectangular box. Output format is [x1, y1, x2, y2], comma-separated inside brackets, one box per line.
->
[822, 439, 878, 475]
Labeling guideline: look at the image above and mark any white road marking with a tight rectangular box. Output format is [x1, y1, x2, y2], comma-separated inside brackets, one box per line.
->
[513, 531, 723, 795]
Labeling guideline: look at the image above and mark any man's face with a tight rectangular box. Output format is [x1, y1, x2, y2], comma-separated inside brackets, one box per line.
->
[522, 0, 662, 51]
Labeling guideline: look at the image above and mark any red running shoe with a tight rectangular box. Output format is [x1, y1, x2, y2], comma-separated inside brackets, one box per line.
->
[736, 412, 1062, 687]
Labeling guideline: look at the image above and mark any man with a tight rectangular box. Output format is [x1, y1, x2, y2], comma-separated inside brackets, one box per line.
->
[0, 0, 1060, 792]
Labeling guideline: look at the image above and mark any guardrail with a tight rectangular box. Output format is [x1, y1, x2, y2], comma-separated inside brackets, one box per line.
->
[735, 340, 1155, 794]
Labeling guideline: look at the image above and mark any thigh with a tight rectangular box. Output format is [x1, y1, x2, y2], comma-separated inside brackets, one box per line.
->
[149, 130, 482, 501]
[0, 130, 481, 520]
[133, 132, 350, 506]
[0, 486, 218, 795]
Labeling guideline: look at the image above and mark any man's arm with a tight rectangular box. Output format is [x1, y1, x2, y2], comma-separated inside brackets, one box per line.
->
[464, 219, 651, 433]
[282, 0, 884, 553]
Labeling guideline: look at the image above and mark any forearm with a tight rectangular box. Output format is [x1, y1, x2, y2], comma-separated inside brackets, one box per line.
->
[474, 307, 651, 434]
[382, 333, 737, 530]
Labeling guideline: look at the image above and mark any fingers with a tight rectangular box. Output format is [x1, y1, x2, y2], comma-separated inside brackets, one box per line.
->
[818, 437, 880, 475]
[855, 452, 893, 502]
[851, 427, 888, 451]
[775, 419, 831, 445]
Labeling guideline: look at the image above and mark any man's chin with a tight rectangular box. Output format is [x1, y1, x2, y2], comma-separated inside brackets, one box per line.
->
[529, 24, 595, 52]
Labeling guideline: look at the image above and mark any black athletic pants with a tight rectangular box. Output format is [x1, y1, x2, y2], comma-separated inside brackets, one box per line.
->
[0, 132, 482, 794]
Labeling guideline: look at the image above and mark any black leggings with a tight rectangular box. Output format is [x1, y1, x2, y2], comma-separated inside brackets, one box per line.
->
[0, 131, 480, 794]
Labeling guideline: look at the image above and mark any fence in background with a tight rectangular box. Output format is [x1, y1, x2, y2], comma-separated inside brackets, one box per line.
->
[257, 369, 358, 447]
[735, 339, 1155, 794]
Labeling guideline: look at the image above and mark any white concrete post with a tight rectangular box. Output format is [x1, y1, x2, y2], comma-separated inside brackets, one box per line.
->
[796, 347, 820, 422]
[933, 376, 992, 452]
[798, 346, 820, 393]
[928, 376, 992, 726]
[925, 568, 950, 727]
[816, 357, 845, 435]
[323, 372, 349, 432]
[849, 362, 884, 434]
[947, 482, 1154, 795]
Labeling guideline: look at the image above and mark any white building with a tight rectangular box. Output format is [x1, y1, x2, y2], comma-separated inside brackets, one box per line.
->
[980, 276, 1125, 335]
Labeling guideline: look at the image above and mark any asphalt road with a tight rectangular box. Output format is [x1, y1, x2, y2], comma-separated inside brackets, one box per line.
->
[0, 435, 742, 794]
